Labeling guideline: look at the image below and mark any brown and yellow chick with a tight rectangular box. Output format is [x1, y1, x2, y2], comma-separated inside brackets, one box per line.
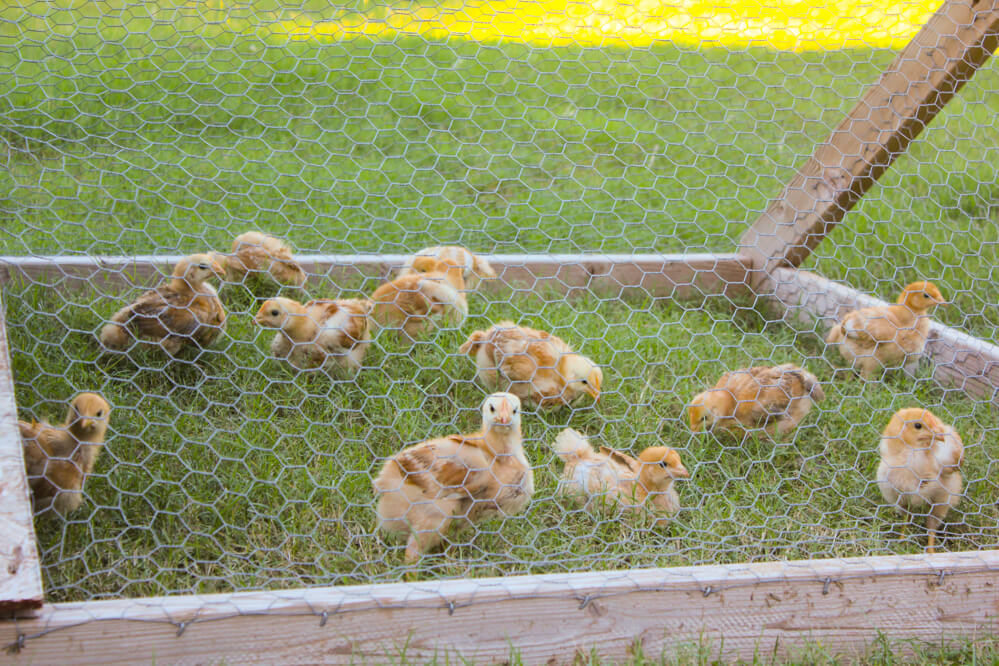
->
[459, 321, 602, 409]
[826, 281, 946, 377]
[18, 393, 111, 515]
[219, 231, 307, 288]
[254, 296, 373, 373]
[100, 254, 227, 356]
[398, 245, 497, 289]
[369, 257, 468, 341]
[878, 407, 963, 553]
[688, 364, 824, 437]
[553, 428, 688, 524]
[373, 392, 533, 563]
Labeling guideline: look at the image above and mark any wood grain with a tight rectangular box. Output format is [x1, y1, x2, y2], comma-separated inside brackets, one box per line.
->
[767, 267, 999, 403]
[0, 293, 44, 613]
[5, 550, 998, 663]
[740, 0, 999, 278]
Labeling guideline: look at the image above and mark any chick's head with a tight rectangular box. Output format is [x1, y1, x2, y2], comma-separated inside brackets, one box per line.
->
[175, 253, 226, 284]
[885, 407, 946, 449]
[254, 297, 305, 330]
[67, 393, 111, 437]
[482, 392, 521, 432]
[639, 446, 689, 487]
[897, 281, 946, 312]
[688, 390, 730, 432]
[560, 354, 602, 402]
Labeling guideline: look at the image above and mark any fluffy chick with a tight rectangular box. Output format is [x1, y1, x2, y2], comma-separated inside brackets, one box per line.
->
[398, 246, 497, 289]
[220, 231, 307, 288]
[18, 393, 111, 515]
[878, 407, 963, 553]
[553, 428, 688, 524]
[373, 392, 533, 563]
[459, 321, 602, 409]
[255, 296, 373, 373]
[100, 254, 227, 355]
[688, 364, 824, 437]
[369, 257, 468, 340]
[826, 281, 946, 377]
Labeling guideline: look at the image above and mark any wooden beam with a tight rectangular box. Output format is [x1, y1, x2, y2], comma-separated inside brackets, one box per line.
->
[741, 0, 999, 278]
[0, 293, 44, 613]
[5, 550, 999, 663]
[0, 253, 752, 300]
[766, 267, 999, 403]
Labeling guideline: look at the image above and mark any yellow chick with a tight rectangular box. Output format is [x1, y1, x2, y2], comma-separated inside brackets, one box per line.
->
[826, 281, 946, 377]
[220, 231, 307, 288]
[373, 392, 533, 563]
[18, 393, 112, 515]
[878, 407, 963, 553]
[254, 297, 373, 373]
[369, 257, 468, 340]
[688, 364, 824, 437]
[100, 254, 227, 355]
[459, 321, 602, 409]
[553, 428, 688, 524]
[398, 246, 497, 289]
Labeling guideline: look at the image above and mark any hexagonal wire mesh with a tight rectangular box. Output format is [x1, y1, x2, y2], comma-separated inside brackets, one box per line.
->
[1, 0, 998, 632]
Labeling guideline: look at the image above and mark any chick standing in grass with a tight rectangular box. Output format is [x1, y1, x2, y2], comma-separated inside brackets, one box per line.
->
[369, 257, 468, 340]
[688, 364, 824, 437]
[398, 246, 497, 289]
[18, 393, 111, 515]
[459, 321, 602, 409]
[373, 392, 533, 563]
[254, 296, 373, 373]
[825, 281, 946, 377]
[219, 231, 307, 288]
[878, 407, 963, 554]
[553, 428, 688, 524]
[99, 254, 227, 355]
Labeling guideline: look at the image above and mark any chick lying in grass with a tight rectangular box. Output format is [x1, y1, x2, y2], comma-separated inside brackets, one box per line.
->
[220, 231, 307, 289]
[878, 407, 963, 554]
[100, 254, 227, 356]
[553, 428, 688, 525]
[373, 392, 533, 563]
[688, 364, 824, 438]
[369, 257, 468, 341]
[398, 245, 497, 289]
[826, 281, 946, 378]
[254, 296, 373, 374]
[18, 393, 111, 515]
[459, 321, 602, 409]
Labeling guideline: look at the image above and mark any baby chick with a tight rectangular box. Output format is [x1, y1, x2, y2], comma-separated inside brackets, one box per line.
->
[878, 407, 963, 553]
[459, 321, 602, 409]
[826, 281, 946, 377]
[688, 364, 824, 437]
[553, 428, 688, 524]
[373, 392, 533, 563]
[220, 231, 307, 288]
[399, 246, 496, 289]
[370, 257, 468, 340]
[100, 254, 227, 355]
[254, 296, 373, 373]
[18, 393, 111, 515]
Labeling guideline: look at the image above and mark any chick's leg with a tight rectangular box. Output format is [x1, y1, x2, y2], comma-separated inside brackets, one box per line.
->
[926, 504, 951, 554]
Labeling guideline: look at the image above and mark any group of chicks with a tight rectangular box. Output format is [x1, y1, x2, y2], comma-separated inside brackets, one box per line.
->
[17, 231, 961, 563]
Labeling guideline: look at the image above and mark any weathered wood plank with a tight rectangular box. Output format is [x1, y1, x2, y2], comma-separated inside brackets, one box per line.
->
[741, 0, 999, 277]
[0, 253, 752, 300]
[5, 550, 998, 663]
[767, 267, 999, 403]
[0, 293, 44, 613]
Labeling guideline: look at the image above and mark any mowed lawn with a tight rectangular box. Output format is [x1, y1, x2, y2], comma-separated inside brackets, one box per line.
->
[2, 4, 999, 602]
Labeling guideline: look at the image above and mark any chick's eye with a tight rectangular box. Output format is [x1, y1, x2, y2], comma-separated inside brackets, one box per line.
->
[271, 310, 279, 316]
[582, 380, 588, 385]
[96, 411, 103, 418]
[914, 423, 923, 430]
[490, 405, 495, 413]
[197, 263, 209, 270]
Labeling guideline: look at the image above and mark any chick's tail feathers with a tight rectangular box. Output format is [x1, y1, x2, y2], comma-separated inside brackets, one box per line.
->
[459, 330, 488, 356]
[418, 278, 467, 318]
[100, 306, 133, 349]
[825, 321, 845, 346]
[553, 428, 595, 463]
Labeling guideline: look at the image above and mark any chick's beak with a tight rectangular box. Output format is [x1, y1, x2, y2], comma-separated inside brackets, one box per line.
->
[672, 464, 690, 479]
[493, 400, 512, 426]
[211, 261, 226, 280]
[79, 419, 93, 431]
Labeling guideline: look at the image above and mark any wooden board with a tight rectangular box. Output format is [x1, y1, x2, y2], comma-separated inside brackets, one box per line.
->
[4, 550, 998, 663]
[766, 267, 999, 403]
[740, 0, 999, 278]
[0, 293, 44, 613]
[0, 253, 752, 300]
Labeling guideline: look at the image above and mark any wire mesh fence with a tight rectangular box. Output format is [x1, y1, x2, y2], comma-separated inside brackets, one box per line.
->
[2, 0, 999, 618]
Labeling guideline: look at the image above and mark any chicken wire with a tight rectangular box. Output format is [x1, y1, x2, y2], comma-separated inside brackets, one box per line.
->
[2, 0, 999, 619]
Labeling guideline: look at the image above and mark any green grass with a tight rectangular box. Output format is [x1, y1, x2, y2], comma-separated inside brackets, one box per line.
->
[2, 2, 999, 612]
